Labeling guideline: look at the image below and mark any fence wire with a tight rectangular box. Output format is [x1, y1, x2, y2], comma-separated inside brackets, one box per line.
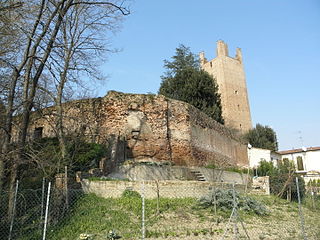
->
[0, 179, 320, 240]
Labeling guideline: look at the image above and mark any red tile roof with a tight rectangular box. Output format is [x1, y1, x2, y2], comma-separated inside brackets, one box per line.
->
[278, 146, 320, 155]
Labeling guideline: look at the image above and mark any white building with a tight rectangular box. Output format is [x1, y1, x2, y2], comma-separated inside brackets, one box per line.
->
[248, 147, 281, 168]
[278, 147, 320, 183]
[278, 147, 320, 173]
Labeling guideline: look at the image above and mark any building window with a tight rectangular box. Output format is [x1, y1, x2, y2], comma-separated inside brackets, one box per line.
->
[210, 62, 212, 68]
[34, 127, 43, 140]
[296, 156, 304, 171]
[234, 90, 238, 94]
[282, 158, 289, 166]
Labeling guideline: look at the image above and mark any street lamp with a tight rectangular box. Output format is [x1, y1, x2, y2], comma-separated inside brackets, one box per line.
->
[245, 143, 253, 193]
[247, 143, 255, 176]
[302, 146, 307, 173]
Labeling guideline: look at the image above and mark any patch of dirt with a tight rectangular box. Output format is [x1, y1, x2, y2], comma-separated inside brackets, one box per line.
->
[144, 201, 319, 240]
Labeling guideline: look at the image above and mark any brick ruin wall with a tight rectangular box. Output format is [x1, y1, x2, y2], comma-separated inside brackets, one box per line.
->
[16, 91, 248, 169]
[188, 107, 248, 167]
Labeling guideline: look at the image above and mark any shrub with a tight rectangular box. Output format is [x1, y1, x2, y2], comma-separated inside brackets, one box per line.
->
[257, 160, 277, 176]
[67, 141, 107, 171]
[121, 189, 141, 199]
[255, 159, 306, 202]
[199, 189, 268, 216]
[270, 174, 305, 201]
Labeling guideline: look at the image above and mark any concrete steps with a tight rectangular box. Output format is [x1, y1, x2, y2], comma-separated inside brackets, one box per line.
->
[190, 169, 206, 181]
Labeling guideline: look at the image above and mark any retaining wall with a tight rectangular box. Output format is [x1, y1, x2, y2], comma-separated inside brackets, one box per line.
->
[81, 179, 245, 199]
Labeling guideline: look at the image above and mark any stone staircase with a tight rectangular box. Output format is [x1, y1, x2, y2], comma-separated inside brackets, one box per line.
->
[190, 169, 206, 181]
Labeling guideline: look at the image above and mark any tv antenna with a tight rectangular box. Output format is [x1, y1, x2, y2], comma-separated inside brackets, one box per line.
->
[298, 131, 304, 147]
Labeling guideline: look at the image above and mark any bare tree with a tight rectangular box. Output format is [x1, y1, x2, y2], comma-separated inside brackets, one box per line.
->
[0, 0, 26, 192]
[0, 0, 129, 212]
[42, 1, 126, 160]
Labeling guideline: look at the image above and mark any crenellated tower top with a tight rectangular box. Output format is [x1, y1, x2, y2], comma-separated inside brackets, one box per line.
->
[199, 40, 252, 133]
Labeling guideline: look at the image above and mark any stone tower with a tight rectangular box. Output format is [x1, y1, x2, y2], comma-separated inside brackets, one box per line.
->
[200, 40, 252, 133]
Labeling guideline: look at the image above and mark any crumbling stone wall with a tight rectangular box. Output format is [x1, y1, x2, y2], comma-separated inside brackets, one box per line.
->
[189, 106, 248, 167]
[18, 91, 249, 169]
[100, 92, 173, 163]
[11, 97, 105, 143]
[251, 176, 270, 195]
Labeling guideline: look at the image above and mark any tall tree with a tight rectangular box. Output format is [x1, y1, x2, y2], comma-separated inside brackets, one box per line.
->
[0, 0, 130, 194]
[40, 1, 126, 161]
[159, 45, 224, 124]
[0, 0, 25, 192]
[244, 123, 278, 151]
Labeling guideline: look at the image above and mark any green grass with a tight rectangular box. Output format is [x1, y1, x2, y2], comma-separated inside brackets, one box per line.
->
[204, 164, 217, 169]
[204, 164, 253, 175]
[44, 194, 197, 240]
[46, 194, 141, 239]
[87, 177, 130, 181]
[19, 192, 320, 240]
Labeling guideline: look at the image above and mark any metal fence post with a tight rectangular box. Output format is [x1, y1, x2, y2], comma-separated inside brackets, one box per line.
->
[232, 182, 239, 240]
[8, 180, 19, 240]
[311, 181, 315, 210]
[65, 166, 69, 209]
[42, 182, 51, 240]
[296, 177, 307, 240]
[213, 185, 217, 215]
[141, 181, 145, 240]
[40, 178, 45, 223]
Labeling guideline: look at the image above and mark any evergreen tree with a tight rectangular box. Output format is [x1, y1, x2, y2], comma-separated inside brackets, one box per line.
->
[159, 45, 224, 124]
[244, 124, 278, 151]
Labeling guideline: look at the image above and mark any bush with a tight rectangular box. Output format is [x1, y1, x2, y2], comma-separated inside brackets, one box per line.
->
[29, 137, 107, 172]
[257, 160, 276, 176]
[15, 137, 107, 189]
[255, 159, 306, 202]
[67, 141, 107, 171]
[307, 179, 320, 187]
[270, 174, 305, 201]
[121, 189, 141, 198]
[199, 189, 268, 216]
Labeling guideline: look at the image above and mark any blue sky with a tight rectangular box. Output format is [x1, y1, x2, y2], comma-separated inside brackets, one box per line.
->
[96, 0, 320, 151]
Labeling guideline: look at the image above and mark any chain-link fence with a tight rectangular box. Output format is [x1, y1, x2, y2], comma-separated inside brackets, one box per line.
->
[1, 178, 319, 240]
[0, 181, 84, 240]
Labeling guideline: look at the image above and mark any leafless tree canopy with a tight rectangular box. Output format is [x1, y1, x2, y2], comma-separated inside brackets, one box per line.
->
[0, 0, 130, 192]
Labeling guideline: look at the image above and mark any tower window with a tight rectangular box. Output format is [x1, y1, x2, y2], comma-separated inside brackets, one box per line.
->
[210, 62, 212, 68]
[34, 127, 43, 140]
[234, 90, 238, 94]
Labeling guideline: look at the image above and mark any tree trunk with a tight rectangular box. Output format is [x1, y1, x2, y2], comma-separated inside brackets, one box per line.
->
[7, 161, 18, 218]
[7, 0, 70, 211]
[56, 96, 67, 160]
[0, 159, 4, 192]
[0, 69, 20, 193]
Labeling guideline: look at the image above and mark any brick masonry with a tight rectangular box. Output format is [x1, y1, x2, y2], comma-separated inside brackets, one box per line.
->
[16, 91, 249, 169]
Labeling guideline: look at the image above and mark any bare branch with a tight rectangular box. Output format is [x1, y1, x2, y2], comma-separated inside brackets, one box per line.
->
[0, 2, 23, 12]
[71, 1, 130, 15]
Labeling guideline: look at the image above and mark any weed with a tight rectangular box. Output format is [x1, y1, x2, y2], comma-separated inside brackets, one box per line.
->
[88, 177, 129, 182]
[121, 189, 141, 198]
